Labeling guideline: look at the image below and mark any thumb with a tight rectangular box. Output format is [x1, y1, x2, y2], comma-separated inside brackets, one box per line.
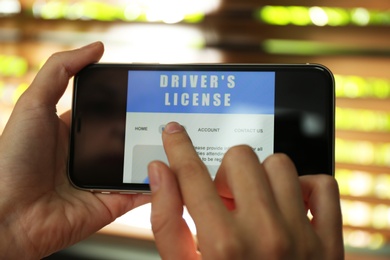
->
[148, 161, 199, 260]
[20, 41, 104, 108]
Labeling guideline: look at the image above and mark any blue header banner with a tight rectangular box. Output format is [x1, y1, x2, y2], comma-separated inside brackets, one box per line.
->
[127, 71, 275, 114]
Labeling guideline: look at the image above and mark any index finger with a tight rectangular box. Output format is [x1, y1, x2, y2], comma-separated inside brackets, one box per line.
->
[162, 122, 229, 228]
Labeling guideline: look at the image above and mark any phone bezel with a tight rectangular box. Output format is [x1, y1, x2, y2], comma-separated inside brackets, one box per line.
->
[68, 63, 335, 193]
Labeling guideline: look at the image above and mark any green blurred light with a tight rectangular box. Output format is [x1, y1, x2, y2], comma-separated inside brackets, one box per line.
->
[370, 10, 390, 25]
[257, 5, 390, 27]
[13, 83, 28, 104]
[259, 6, 290, 25]
[335, 75, 390, 99]
[9, 57, 28, 77]
[184, 13, 204, 23]
[309, 6, 328, 26]
[123, 4, 142, 21]
[335, 169, 352, 195]
[361, 110, 376, 131]
[343, 76, 362, 98]
[372, 79, 390, 99]
[81, 2, 119, 21]
[0, 55, 28, 77]
[325, 7, 350, 26]
[351, 8, 370, 26]
[188, 38, 205, 49]
[369, 233, 386, 249]
[64, 3, 84, 20]
[288, 6, 311, 26]
[263, 39, 346, 55]
[40, 1, 64, 20]
[374, 174, 390, 199]
[33, 0, 207, 23]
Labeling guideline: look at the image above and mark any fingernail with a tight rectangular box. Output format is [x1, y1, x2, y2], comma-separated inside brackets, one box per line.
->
[164, 122, 184, 134]
[148, 163, 161, 193]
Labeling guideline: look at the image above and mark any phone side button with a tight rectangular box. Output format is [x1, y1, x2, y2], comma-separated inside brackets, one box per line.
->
[119, 191, 137, 194]
[101, 191, 111, 194]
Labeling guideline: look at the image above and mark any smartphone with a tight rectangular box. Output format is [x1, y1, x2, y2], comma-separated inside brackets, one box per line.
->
[68, 63, 335, 193]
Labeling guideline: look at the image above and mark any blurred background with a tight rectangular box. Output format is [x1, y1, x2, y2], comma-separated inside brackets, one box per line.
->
[1, 0, 389, 259]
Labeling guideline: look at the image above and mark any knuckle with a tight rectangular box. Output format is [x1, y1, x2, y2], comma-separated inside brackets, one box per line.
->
[317, 174, 339, 190]
[254, 223, 295, 259]
[208, 234, 245, 260]
[48, 51, 62, 60]
[263, 232, 294, 259]
[46, 52, 65, 68]
[224, 145, 256, 161]
[46, 52, 73, 76]
[227, 145, 254, 155]
[264, 153, 293, 166]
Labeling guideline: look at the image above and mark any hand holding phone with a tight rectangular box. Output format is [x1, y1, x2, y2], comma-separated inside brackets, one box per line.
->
[0, 42, 149, 259]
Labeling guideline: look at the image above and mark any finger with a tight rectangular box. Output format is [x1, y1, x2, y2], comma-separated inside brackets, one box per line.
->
[148, 161, 199, 260]
[21, 41, 104, 108]
[162, 122, 227, 220]
[216, 145, 277, 217]
[263, 154, 308, 227]
[162, 121, 233, 253]
[300, 174, 344, 258]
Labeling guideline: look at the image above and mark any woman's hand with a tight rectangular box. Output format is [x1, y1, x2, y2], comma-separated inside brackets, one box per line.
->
[148, 122, 343, 260]
[0, 42, 149, 258]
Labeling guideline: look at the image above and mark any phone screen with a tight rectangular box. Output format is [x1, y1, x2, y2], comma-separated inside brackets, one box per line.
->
[125, 71, 275, 183]
[69, 64, 334, 192]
